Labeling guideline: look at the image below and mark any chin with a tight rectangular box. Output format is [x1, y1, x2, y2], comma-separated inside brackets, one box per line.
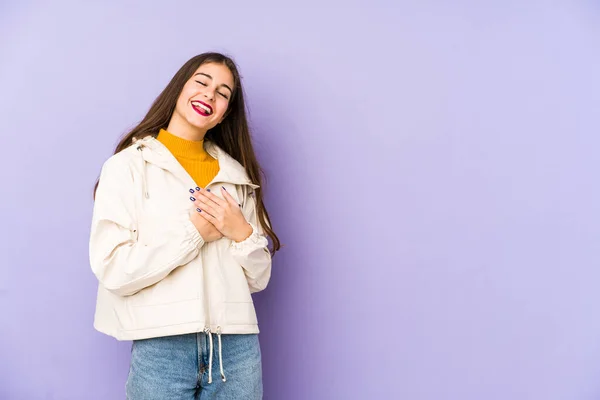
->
[186, 118, 212, 132]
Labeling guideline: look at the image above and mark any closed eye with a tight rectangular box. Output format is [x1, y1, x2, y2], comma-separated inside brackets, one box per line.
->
[196, 80, 229, 99]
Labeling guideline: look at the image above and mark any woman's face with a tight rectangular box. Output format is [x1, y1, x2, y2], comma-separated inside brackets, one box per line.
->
[173, 62, 235, 134]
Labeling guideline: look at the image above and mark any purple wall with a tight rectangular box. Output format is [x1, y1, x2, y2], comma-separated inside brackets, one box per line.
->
[1, 2, 600, 399]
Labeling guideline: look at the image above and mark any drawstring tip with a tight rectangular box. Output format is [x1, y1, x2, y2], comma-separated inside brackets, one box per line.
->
[144, 192, 149, 199]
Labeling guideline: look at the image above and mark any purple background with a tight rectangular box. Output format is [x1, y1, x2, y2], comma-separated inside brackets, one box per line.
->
[1, 1, 600, 399]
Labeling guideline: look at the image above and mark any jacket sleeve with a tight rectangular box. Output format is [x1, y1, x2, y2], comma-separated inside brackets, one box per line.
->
[89, 156, 204, 297]
[229, 187, 272, 293]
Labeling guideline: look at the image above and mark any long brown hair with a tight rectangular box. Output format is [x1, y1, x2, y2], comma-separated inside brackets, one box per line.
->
[94, 52, 280, 255]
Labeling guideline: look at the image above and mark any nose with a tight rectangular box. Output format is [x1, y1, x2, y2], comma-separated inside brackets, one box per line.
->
[203, 90, 214, 101]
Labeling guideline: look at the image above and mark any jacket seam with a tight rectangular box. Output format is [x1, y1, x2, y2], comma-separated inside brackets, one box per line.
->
[112, 241, 197, 295]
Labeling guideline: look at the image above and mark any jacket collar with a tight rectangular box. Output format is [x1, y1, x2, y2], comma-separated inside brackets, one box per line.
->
[135, 135, 259, 189]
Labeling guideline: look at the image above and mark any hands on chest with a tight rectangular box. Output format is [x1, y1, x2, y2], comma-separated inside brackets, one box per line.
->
[189, 186, 253, 243]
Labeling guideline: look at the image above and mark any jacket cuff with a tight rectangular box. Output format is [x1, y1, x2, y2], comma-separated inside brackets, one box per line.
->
[230, 223, 264, 252]
[183, 216, 204, 249]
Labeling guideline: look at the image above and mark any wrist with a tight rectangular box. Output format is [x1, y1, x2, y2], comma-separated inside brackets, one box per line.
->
[233, 223, 253, 243]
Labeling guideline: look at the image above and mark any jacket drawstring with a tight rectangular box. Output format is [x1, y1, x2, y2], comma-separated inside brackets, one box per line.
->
[205, 327, 214, 384]
[135, 142, 149, 199]
[217, 326, 227, 382]
[204, 327, 226, 384]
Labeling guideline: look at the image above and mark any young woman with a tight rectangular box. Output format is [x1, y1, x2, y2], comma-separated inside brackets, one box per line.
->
[89, 52, 280, 399]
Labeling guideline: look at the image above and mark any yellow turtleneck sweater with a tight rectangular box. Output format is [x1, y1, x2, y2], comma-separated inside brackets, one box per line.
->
[156, 128, 220, 188]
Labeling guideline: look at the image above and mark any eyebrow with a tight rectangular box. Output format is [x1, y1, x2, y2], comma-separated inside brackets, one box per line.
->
[194, 72, 233, 94]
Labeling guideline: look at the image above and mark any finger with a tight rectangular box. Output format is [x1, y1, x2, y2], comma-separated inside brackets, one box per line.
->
[221, 186, 239, 207]
[194, 191, 221, 210]
[195, 208, 218, 225]
[193, 198, 218, 217]
[190, 193, 220, 214]
[190, 194, 218, 216]
[195, 209, 221, 233]
[197, 189, 227, 208]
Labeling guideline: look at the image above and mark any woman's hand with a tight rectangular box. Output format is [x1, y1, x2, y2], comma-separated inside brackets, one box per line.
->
[189, 187, 253, 243]
[190, 209, 224, 243]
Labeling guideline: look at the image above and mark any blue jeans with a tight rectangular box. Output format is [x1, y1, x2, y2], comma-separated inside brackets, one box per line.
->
[126, 332, 263, 399]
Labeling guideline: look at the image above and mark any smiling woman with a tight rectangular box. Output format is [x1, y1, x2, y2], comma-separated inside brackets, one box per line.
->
[171, 63, 234, 133]
[89, 52, 280, 400]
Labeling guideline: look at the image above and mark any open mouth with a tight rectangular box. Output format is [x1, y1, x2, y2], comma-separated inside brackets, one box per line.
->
[191, 100, 213, 116]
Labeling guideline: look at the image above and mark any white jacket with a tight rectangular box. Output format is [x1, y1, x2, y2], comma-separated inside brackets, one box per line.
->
[89, 135, 272, 341]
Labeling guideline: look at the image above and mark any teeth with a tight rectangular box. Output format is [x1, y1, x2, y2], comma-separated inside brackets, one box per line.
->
[192, 102, 212, 114]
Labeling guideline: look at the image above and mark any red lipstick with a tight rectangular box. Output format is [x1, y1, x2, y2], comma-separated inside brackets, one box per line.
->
[191, 100, 213, 116]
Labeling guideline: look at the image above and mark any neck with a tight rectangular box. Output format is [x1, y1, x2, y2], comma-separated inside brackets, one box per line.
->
[166, 113, 206, 141]
[157, 128, 209, 159]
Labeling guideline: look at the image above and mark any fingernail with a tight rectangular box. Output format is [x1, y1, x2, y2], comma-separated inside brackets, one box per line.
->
[196, 187, 201, 191]
[196, 208, 201, 212]
[207, 189, 211, 192]
[222, 186, 227, 191]
[189, 189, 195, 193]
[190, 197, 196, 201]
